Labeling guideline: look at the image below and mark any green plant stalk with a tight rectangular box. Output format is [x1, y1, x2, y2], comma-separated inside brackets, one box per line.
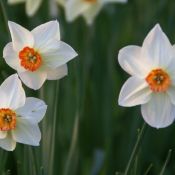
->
[143, 164, 153, 175]
[0, 150, 7, 174]
[159, 149, 172, 175]
[133, 155, 138, 175]
[63, 113, 79, 175]
[48, 81, 60, 175]
[124, 122, 147, 175]
[0, 0, 10, 39]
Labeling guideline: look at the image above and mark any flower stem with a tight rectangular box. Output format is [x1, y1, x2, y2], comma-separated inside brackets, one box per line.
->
[63, 113, 79, 175]
[48, 81, 59, 175]
[0, 0, 10, 39]
[124, 122, 147, 175]
[143, 163, 153, 175]
[159, 149, 172, 175]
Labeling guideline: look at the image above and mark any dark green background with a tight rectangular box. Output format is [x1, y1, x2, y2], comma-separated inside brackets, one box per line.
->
[0, 0, 175, 174]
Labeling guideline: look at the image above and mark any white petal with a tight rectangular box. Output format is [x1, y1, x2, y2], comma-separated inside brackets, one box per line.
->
[56, 0, 65, 6]
[167, 86, 175, 105]
[83, 4, 102, 25]
[142, 24, 172, 68]
[65, 0, 91, 22]
[16, 97, 47, 123]
[42, 41, 78, 69]
[8, 21, 34, 51]
[49, 0, 58, 17]
[118, 46, 151, 77]
[141, 93, 175, 128]
[0, 74, 25, 109]
[3, 42, 26, 72]
[32, 20, 60, 50]
[171, 77, 175, 86]
[18, 71, 47, 90]
[8, 0, 25, 4]
[166, 45, 175, 75]
[0, 133, 16, 151]
[118, 76, 151, 107]
[0, 131, 7, 139]
[12, 118, 41, 146]
[26, 0, 42, 16]
[46, 64, 68, 80]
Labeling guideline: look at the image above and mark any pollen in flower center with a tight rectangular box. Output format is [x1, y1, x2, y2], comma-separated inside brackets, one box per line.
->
[0, 108, 16, 131]
[145, 68, 171, 92]
[19, 47, 42, 72]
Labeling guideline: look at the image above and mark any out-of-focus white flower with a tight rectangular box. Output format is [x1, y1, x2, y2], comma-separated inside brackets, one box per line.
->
[49, 0, 59, 17]
[118, 24, 175, 128]
[64, 0, 127, 25]
[56, 0, 65, 7]
[3, 20, 78, 90]
[8, 0, 42, 17]
[0, 74, 47, 151]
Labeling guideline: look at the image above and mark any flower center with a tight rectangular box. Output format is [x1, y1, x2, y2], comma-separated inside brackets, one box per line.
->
[19, 47, 42, 72]
[84, 0, 96, 3]
[145, 68, 171, 92]
[0, 108, 16, 131]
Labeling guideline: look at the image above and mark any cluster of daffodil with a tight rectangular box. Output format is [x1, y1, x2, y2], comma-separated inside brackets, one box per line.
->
[0, 20, 77, 151]
[3, 0, 175, 151]
[1, 0, 128, 152]
[7, 0, 127, 25]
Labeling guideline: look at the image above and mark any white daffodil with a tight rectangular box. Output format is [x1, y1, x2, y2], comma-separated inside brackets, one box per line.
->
[0, 74, 47, 151]
[65, 0, 127, 25]
[8, 0, 42, 17]
[56, 0, 65, 6]
[3, 20, 78, 90]
[118, 24, 175, 128]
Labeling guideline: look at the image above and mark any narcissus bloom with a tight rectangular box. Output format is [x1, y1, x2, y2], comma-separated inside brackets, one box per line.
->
[118, 24, 175, 128]
[8, 0, 42, 17]
[65, 0, 127, 25]
[3, 21, 77, 90]
[56, 0, 65, 6]
[0, 74, 47, 151]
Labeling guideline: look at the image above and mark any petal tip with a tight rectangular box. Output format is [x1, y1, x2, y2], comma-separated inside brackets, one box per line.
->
[54, 19, 59, 24]
[153, 23, 162, 32]
[148, 23, 164, 37]
[74, 51, 78, 58]
[8, 21, 13, 29]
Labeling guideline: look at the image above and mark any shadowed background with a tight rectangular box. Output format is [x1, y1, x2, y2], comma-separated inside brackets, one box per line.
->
[0, 0, 175, 174]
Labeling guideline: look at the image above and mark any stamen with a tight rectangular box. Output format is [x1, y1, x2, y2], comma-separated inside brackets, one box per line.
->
[145, 68, 171, 92]
[19, 47, 42, 72]
[0, 108, 16, 131]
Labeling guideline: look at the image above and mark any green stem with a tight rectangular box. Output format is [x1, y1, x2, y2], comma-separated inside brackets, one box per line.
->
[63, 113, 79, 175]
[0, 0, 10, 39]
[0, 150, 7, 175]
[124, 122, 147, 175]
[159, 149, 172, 175]
[143, 164, 153, 175]
[48, 81, 59, 175]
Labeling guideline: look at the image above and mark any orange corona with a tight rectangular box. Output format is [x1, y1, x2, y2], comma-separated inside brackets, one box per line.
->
[19, 47, 42, 72]
[0, 108, 16, 131]
[146, 68, 171, 92]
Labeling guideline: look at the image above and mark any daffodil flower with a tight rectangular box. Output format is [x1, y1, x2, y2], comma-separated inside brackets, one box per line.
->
[0, 74, 47, 151]
[8, 0, 42, 17]
[65, 0, 127, 25]
[56, 0, 65, 7]
[3, 20, 78, 90]
[118, 24, 175, 128]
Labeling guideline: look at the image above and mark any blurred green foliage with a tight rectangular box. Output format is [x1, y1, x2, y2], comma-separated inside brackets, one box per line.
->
[0, 0, 175, 175]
